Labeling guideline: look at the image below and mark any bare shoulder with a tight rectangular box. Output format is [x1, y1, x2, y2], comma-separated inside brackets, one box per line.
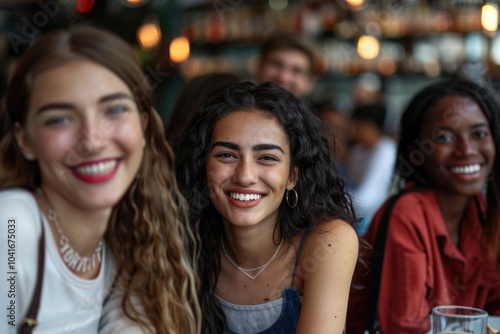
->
[316, 218, 357, 233]
[300, 219, 358, 261]
[310, 219, 358, 244]
[296, 219, 358, 292]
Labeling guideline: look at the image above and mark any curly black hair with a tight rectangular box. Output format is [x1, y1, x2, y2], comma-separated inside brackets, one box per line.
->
[176, 81, 357, 333]
[397, 77, 500, 262]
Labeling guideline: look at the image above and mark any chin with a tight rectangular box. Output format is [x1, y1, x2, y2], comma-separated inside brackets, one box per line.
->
[88, 192, 127, 210]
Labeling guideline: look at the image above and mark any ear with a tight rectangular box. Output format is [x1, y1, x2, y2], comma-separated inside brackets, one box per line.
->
[287, 166, 298, 190]
[14, 122, 36, 160]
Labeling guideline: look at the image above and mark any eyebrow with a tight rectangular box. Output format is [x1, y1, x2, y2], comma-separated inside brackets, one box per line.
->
[98, 93, 134, 104]
[35, 92, 134, 115]
[434, 122, 489, 131]
[470, 123, 489, 129]
[211, 141, 285, 154]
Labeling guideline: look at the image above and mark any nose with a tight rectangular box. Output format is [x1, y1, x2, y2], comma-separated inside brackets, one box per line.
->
[453, 136, 477, 157]
[275, 68, 294, 86]
[233, 160, 258, 186]
[76, 115, 107, 157]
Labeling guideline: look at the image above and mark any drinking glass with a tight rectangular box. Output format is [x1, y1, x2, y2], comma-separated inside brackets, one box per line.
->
[432, 305, 488, 334]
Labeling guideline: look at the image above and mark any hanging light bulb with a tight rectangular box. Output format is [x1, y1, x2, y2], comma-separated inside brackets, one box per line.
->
[137, 22, 162, 49]
[482, 3, 498, 33]
[357, 35, 380, 60]
[346, 0, 364, 10]
[170, 37, 190, 64]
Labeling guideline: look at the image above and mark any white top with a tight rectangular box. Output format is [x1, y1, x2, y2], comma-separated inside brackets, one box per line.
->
[0, 188, 145, 334]
[347, 136, 397, 231]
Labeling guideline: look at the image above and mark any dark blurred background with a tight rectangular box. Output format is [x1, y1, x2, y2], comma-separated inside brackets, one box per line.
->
[1, 0, 500, 131]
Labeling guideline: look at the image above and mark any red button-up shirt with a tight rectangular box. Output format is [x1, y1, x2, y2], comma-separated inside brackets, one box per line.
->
[347, 190, 500, 334]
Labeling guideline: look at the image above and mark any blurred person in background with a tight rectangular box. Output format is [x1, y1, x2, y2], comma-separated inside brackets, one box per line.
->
[255, 31, 322, 99]
[316, 101, 352, 190]
[346, 103, 396, 234]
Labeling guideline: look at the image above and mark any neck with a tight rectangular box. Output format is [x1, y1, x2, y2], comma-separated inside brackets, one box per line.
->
[37, 187, 110, 256]
[222, 223, 284, 268]
[364, 131, 382, 149]
[433, 189, 471, 245]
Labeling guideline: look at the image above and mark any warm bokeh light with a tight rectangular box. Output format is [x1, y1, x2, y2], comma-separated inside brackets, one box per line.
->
[76, 0, 94, 14]
[120, 0, 149, 7]
[378, 56, 397, 76]
[357, 35, 380, 60]
[170, 37, 190, 63]
[346, 0, 364, 9]
[137, 23, 161, 49]
[482, 4, 498, 32]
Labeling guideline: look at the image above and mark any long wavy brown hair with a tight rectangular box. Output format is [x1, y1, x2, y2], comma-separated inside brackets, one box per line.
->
[0, 25, 200, 333]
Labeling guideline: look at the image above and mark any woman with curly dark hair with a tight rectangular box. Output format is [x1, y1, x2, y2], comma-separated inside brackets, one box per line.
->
[0, 26, 200, 333]
[176, 81, 358, 333]
[346, 78, 500, 333]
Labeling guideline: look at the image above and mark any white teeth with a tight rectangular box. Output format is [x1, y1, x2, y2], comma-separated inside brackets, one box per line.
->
[451, 164, 481, 175]
[75, 160, 117, 176]
[229, 193, 262, 201]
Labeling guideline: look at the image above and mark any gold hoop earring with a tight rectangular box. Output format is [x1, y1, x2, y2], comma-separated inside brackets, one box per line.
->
[286, 189, 298, 208]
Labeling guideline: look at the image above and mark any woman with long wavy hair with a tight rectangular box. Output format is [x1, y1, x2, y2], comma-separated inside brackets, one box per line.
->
[176, 81, 359, 333]
[0, 26, 200, 333]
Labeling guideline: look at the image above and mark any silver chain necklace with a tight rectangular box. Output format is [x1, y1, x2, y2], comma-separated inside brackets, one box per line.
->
[37, 189, 103, 273]
[221, 237, 284, 280]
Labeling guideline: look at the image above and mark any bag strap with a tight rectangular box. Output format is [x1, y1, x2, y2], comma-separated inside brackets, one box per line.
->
[365, 187, 420, 330]
[18, 213, 45, 334]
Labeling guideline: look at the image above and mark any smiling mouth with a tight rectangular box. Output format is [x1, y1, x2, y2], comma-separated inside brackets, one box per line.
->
[228, 192, 263, 201]
[450, 164, 481, 175]
[74, 160, 118, 176]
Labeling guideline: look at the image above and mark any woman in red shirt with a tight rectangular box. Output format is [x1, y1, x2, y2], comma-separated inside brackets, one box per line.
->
[346, 78, 500, 333]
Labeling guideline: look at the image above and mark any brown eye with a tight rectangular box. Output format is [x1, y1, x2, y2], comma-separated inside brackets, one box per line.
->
[260, 155, 278, 162]
[215, 152, 235, 159]
[473, 129, 489, 139]
[432, 130, 454, 143]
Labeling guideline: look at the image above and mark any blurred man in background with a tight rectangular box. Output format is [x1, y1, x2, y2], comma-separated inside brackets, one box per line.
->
[255, 31, 322, 98]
